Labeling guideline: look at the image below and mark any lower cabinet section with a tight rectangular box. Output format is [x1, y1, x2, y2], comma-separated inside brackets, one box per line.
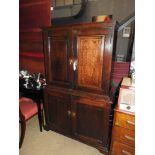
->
[44, 86, 112, 154]
[72, 97, 110, 150]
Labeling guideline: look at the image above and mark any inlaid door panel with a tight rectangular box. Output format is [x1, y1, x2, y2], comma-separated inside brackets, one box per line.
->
[43, 29, 73, 88]
[73, 25, 113, 94]
[77, 36, 104, 90]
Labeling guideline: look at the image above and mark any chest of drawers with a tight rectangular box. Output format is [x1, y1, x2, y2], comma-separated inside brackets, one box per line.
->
[110, 108, 135, 155]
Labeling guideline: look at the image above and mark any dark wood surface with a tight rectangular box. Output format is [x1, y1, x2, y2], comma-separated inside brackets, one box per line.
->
[44, 86, 111, 153]
[50, 30, 72, 87]
[72, 96, 110, 150]
[43, 22, 117, 154]
[43, 22, 117, 95]
[43, 27, 73, 87]
[44, 89, 71, 136]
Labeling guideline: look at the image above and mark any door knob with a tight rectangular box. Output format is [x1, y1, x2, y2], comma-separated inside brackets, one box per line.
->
[72, 112, 76, 117]
[69, 58, 73, 65]
[67, 110, 71, 116]
[73, 60, 78, 71]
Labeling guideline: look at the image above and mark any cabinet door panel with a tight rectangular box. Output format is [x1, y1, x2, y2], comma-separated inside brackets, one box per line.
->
[44, 89, 71, 135]
[77, 36, 104, 90]
[76, 103, 104, 141]
[43, 29, 73, 88]
[72, 97, 110, 147]
[73, 25, 114, 95]
[50, 37, 69, 82]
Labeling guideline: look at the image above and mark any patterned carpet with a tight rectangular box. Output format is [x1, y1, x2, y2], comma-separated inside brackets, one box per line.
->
[19, 116, 104, 155]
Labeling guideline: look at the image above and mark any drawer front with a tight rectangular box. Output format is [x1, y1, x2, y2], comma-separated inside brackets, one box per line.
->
[113, 126, 135, 147]
[115, 111, 135, 130]
[111, 140, 135, 155]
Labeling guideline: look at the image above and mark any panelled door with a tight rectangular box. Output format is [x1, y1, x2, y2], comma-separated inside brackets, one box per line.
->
[44, 88, 72, 135]
[71, 96, 110, 148]
[43, 28, 73, 88]
[72, 24, 114, 94]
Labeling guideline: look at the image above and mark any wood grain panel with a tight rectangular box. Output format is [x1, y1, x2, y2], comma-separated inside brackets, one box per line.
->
[77, 36, 105, 89]
[45, 90, 71, 135]
[71, 96, 110, 148]
[76, 103, 104, 141]
[50, 37, 69, 83]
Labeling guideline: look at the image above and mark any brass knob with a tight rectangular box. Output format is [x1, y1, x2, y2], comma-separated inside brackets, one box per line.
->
[73, 59, 78, 71]
[67, 110, 71, 116]
[69, 58, 73, 65]
[72, 112, 76, 117]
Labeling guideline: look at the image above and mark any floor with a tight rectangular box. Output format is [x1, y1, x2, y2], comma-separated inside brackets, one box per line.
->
[19, 116, 105, 155]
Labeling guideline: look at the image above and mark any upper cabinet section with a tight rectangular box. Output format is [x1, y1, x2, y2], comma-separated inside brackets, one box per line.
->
[72, 23, 116, 94]
[43, 22, 117, 95]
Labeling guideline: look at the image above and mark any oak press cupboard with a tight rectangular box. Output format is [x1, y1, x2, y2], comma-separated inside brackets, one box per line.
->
[42, 22, 117, 154]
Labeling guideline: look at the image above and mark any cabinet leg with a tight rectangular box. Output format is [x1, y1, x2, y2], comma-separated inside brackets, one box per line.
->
[44, 125, 50, 131]
[98, 148, 109, 155]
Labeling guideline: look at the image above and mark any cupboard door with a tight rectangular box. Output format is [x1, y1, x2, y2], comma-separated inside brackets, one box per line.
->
[43, 28, 73, 88]
[44, 89, 71, 135]
[71, 96, 110, 148]
[73, 25, 114, 95]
